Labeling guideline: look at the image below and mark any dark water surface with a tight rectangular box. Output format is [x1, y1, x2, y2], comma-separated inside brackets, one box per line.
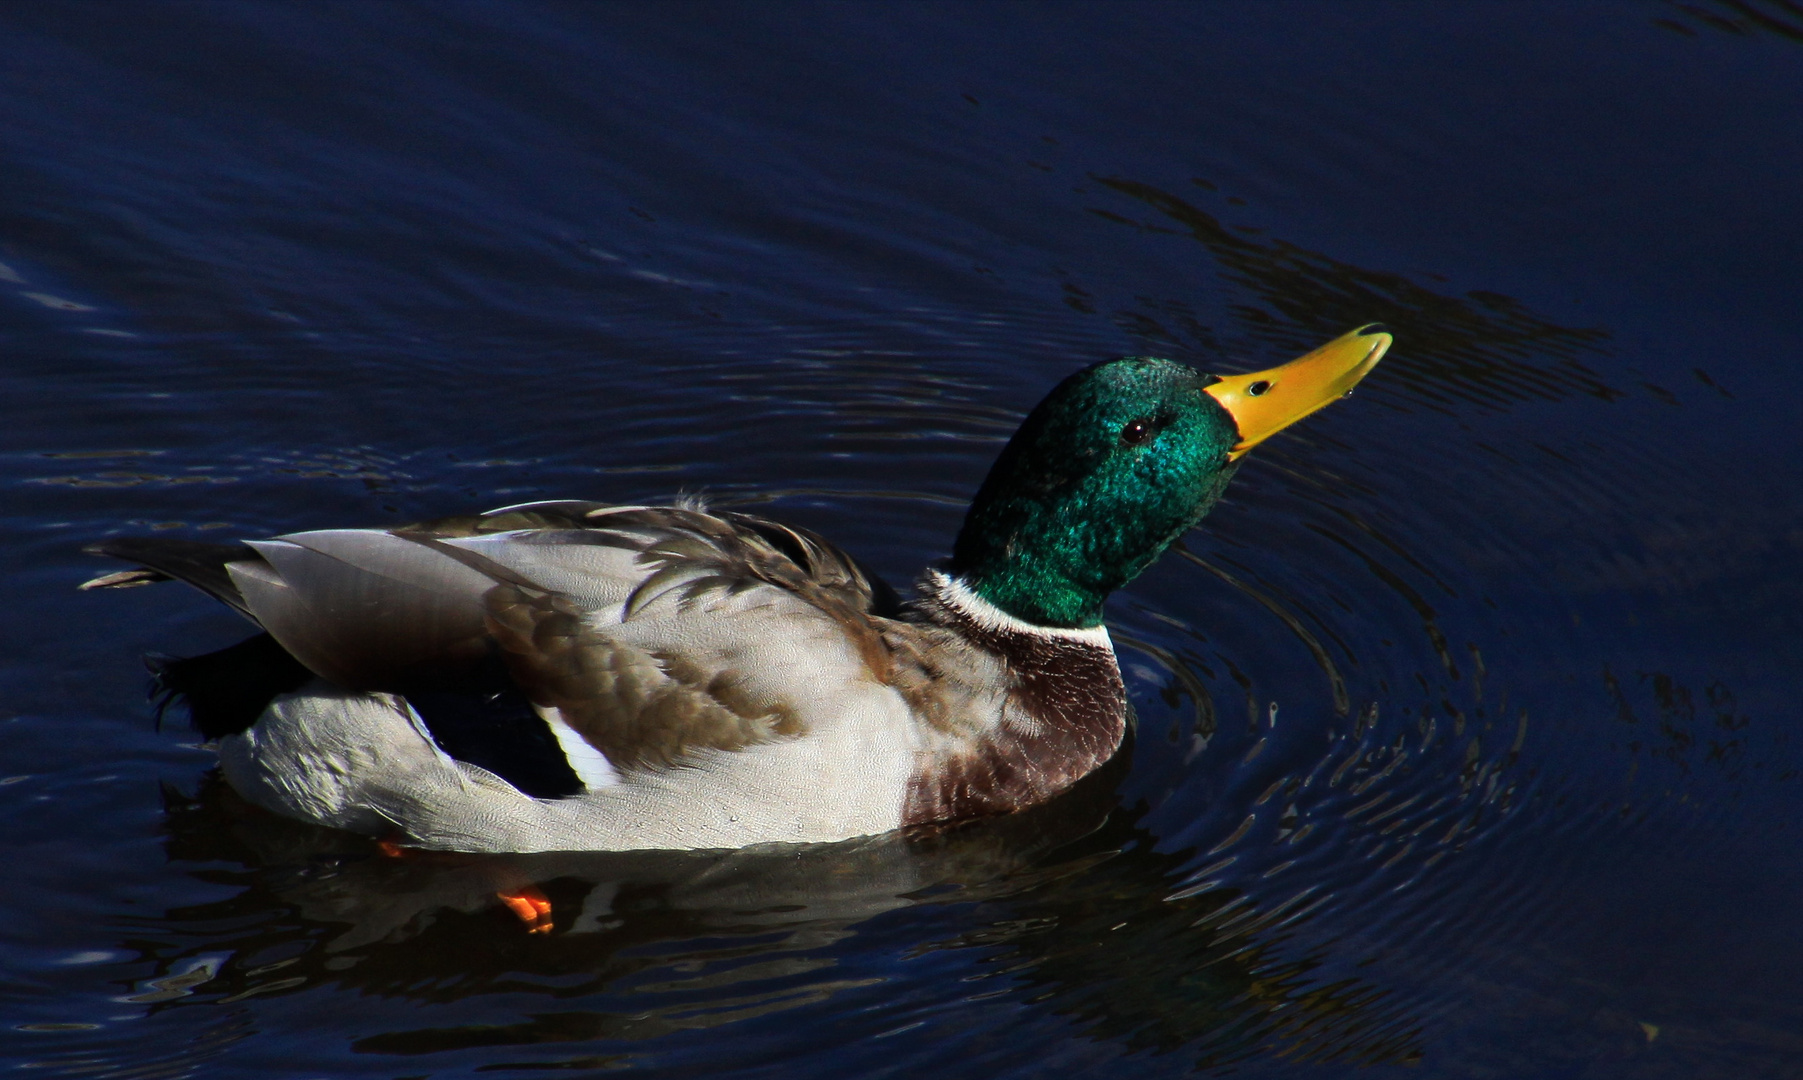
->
[3, 2, 1801, 1076]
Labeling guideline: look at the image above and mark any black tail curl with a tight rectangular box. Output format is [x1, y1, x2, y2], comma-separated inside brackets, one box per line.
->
[148, 633, 313, 740]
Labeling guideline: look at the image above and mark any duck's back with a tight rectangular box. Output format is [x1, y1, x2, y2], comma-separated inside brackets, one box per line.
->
[93, 502, 940, 851]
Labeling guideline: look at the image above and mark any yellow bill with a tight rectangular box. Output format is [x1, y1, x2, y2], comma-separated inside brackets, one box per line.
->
[1205, 324, 1392, 460]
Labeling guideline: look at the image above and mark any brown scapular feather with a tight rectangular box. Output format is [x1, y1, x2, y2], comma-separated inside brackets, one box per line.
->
[483, 583, 798, 768]
[542, 506, 902, 682]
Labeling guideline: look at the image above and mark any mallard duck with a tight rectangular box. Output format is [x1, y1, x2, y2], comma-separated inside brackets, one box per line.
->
[83, 326, 1389, 853]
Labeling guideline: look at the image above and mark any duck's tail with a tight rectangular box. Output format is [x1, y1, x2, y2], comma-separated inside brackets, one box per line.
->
[80, 536, 261, 620]
[147, 633, 312, 740]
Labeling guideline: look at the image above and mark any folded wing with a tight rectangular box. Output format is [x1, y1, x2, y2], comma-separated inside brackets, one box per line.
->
[85, 501, 900, 776]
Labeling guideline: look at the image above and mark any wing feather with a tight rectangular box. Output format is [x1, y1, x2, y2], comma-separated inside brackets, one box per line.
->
[80, 537, 261, 620]
[483, 583, 798, 767]
[231, 532, 496, 688]
[89, 501, 902, 776]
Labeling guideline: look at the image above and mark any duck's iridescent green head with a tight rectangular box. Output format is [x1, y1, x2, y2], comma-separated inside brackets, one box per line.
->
[951, 326, 1391, 629]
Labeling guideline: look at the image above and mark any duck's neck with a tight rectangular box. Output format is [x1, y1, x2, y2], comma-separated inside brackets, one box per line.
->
[947, 483, 1201, 630]
[925, 570, 1114, 647]
[948, 557, 1112, 630]
[904, 570, 1125, 827]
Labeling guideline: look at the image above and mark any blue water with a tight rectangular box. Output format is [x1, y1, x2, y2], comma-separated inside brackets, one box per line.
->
[3, 2, 1801, 1076]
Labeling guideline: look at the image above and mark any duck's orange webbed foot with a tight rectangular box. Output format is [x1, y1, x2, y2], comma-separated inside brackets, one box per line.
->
[497, 885, 554, 934]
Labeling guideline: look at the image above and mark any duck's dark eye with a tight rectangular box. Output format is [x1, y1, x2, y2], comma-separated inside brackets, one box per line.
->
[1120, 418, 1155, 446]
[1247, 380, 1272, 397]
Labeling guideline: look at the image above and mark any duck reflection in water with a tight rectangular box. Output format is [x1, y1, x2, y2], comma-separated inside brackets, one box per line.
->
[136, 738, 1421, 1071]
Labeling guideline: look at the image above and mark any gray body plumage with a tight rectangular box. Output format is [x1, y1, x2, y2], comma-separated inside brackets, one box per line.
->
[86, 501, 1126, 852]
